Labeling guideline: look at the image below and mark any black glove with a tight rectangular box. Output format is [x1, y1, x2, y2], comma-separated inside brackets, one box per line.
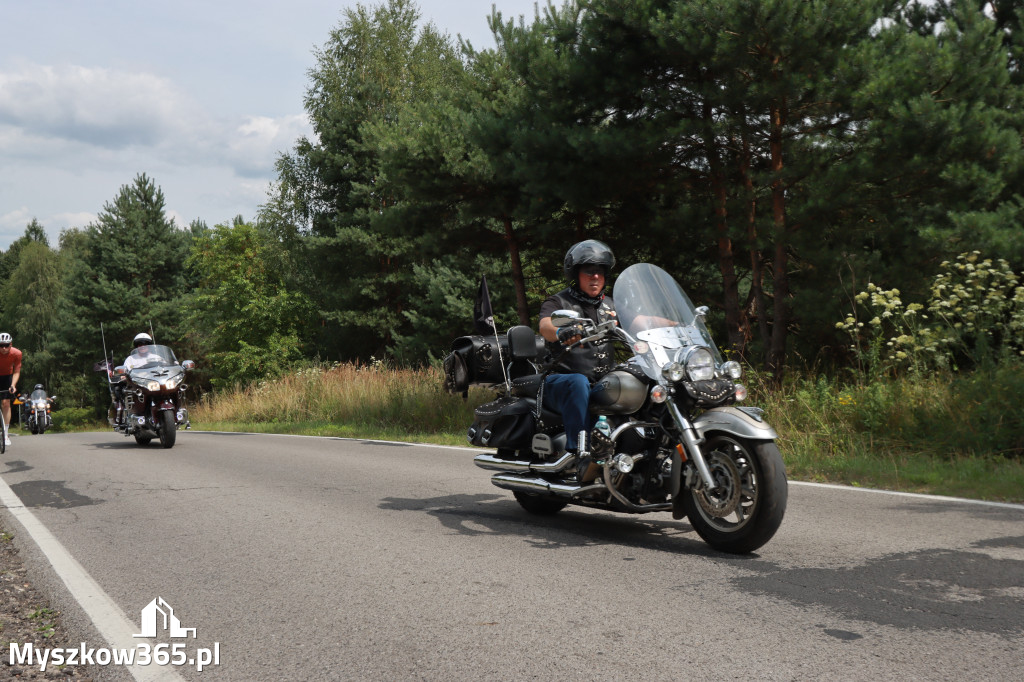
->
[557, 323, 586, 346]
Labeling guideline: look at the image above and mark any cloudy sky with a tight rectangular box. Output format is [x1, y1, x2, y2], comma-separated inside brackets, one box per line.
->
[0, 0, 543, 250]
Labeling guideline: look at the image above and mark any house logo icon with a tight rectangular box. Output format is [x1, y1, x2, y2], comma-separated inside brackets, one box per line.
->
[132, 597, 197, 639]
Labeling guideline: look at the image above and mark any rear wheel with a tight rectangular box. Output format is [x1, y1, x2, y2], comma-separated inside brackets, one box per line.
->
[158, 410, 176, 448]
[681, 435, 787, 554]
[513, 491, 568, 516]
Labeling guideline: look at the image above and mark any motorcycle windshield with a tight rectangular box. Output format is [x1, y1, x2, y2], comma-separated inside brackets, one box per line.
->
[612, 263, 723, 380]
[30, 389, 47, 400]
[126, 344, 179, 371]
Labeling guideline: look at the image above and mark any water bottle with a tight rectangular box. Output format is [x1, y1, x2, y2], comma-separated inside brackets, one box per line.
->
[594, 415, 612, 439]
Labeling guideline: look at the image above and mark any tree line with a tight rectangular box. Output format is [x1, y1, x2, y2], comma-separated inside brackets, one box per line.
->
[3, 0, 1022, 409]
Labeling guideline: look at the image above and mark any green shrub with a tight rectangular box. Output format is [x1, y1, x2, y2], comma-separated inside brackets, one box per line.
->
[838, 252, 1024, 376]
[50, 407, 99, 432]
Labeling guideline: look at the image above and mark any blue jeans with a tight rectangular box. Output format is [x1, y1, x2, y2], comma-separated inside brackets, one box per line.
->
[543, 373, 599, 451]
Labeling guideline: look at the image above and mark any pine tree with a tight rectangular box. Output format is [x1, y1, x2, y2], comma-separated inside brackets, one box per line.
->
[47, 173, 191, 392]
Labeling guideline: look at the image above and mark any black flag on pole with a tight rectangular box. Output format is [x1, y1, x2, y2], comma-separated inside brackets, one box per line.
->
[474, 275, 495, 335]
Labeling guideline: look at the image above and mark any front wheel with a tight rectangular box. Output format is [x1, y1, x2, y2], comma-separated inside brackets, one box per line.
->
[680, 435, 787, 554]
[134, 433, 152, 445]
[513, 491, 568, 516]
[158, 410, 176, 448]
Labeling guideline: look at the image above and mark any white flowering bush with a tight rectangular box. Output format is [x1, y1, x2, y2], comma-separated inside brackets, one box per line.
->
[838, 252, 1024, 375]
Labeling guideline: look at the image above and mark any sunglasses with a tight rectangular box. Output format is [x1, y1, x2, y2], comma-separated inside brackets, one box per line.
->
[0, 344, 10, 348]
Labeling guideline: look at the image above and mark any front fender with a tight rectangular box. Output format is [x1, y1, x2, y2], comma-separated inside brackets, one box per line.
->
[693, 406, 778, 441]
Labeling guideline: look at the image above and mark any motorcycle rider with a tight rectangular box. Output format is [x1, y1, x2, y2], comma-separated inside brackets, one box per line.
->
[538, 240, 618, 478]
[124, 333, 158, 370]
[0, 332, 22, 446]
[114, 333, 156, 416]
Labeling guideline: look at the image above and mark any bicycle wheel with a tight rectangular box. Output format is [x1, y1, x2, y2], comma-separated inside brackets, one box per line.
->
[1, 413, 7, 454]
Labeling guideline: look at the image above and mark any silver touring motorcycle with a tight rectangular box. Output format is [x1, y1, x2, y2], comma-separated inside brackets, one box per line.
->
[460, 263, 787, 554]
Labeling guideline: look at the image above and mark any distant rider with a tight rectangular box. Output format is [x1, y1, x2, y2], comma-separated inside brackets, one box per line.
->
[0, 332, 22, 446]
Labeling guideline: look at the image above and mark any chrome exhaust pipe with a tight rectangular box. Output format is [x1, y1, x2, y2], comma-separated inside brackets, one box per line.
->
[490, 473, 606, 499]
[473, 450, 576, 474]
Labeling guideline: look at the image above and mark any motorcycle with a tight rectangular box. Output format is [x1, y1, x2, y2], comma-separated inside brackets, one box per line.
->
[454, 263, 787, 554]
[21, 386, 55, 435]
[109, 344, 194, 448]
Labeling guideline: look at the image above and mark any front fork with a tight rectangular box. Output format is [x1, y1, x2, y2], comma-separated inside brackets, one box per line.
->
[666, 401, 717, 493]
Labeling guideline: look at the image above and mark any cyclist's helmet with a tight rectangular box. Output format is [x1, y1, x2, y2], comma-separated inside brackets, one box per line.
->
[563, 239, 615, 281]
[133, 333, 154, 348]
[0, 333, 11, 344]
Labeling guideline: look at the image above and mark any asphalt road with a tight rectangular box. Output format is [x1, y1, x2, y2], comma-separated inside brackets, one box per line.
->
[1, 430, 1022, 681]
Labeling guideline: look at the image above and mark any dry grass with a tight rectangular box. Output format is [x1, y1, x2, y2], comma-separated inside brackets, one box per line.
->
[192, 361, 490, 437]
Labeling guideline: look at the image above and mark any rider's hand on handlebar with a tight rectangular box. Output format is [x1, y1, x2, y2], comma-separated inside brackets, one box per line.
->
[556, 323, 586, 347]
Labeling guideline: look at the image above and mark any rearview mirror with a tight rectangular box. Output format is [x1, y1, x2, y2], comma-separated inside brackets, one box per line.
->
[181, 360, 195, 370]
[550, 310, 581, 328]
[114, 365, 126, 376]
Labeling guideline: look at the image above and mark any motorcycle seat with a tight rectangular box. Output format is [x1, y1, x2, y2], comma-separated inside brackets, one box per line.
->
[510, 373, 545, 397]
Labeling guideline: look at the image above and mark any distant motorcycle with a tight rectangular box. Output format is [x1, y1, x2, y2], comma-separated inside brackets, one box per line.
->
[110, 345, 194, 448]
[21, 385, 55, 435]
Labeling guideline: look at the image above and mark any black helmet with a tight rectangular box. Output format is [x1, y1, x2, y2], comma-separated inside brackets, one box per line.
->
[133, 332, 153, 348]
[34, 384, 43, 390]
[563, 239, 615, 281]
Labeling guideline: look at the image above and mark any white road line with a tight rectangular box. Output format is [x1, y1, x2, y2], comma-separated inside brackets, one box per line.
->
[0, 473, 185, 682]
[196, 431, 1024, 510]
[789, 480, 1024, 510]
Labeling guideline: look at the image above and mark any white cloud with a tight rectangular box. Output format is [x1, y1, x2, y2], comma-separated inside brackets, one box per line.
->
[0, 60, 309, 179]
[225, 114, 312, 178]
[0, 62, 198, 151]
[0, 60, 311, 239]
[51, 211, 96, 230]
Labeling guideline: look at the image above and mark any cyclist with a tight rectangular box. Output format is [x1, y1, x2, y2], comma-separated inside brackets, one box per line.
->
[0, 333, 23, 446]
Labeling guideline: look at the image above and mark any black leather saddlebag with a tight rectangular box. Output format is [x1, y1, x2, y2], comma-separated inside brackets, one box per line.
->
[443, 335, 508, 397]
[467, 396, 536, 449]
[443, 333, 547, 396]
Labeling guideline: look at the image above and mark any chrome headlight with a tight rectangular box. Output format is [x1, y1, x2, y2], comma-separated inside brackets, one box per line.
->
[164, 374, 183, 390]
[144, 380, 161, 391]
[683, 346, 715, 381]
[662, 361, 686, 382]
[33, 400, 48, 409]
[720, 360, 743, 380]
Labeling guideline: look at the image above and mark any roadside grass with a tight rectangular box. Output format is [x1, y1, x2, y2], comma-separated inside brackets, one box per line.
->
[184, 360, 1024, 504]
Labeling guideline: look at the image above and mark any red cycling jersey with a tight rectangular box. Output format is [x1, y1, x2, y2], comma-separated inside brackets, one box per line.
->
[0, 347, 22, 376]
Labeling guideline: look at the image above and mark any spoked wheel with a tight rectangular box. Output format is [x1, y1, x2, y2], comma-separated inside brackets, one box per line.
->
[681, 435, 787, 554]
[158, 410, 176, 448]
[513, 491, 568, 516]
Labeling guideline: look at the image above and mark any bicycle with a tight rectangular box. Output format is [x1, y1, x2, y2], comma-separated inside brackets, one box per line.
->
[0, 405, 7, 454]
